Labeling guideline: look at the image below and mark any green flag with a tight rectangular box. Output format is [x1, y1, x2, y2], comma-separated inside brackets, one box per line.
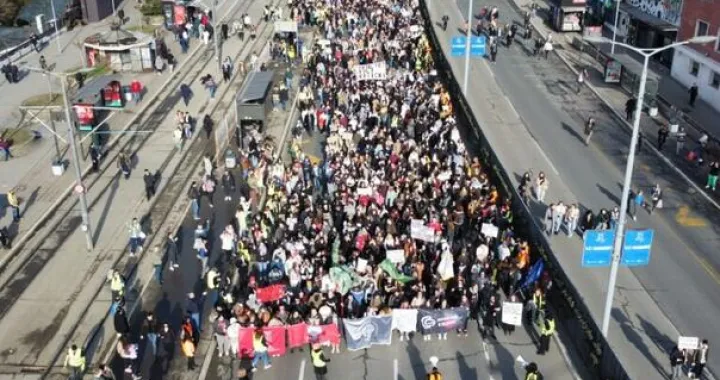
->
[379, 259, 413, 284]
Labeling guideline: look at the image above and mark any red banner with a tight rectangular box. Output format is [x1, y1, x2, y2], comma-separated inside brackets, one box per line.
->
[237, 328, 254, 358]
[256, 284, 286, 303]
[263, 326, 287, 357]
[287, 323, 309, 348]
[308, 324, 341, 345]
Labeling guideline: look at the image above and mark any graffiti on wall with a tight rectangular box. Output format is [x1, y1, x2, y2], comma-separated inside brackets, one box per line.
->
[628, 0, 683, 26]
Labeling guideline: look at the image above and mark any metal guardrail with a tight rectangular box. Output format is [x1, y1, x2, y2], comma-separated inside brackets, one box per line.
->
[0, 22, 62, 63]
[418, 1, 632, 379]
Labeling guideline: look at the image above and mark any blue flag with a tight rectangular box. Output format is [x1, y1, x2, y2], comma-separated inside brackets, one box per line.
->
[520, 259, 544, 290]
[343, 316, 393, 351]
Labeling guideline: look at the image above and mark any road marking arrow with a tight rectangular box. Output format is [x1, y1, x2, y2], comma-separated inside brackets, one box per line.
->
[675, 205, 707, 227]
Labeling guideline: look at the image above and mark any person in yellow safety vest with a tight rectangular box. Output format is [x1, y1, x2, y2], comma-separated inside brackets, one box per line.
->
[537, 312, 556, 355]
[426, 366, 443, 380]
[524, 362, 544, 380]
[526, 287, 545, 324]
[109, 270, 125, 301]
[63, 344, 86, 380]
[311, 343, 331, 380]
[251, 329, 271, 371]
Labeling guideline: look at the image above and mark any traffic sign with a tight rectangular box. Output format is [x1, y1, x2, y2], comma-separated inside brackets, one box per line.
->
[582, 230, 615, 267]
[621, 229, 653, 266]
[451, 36, 467, 57]
[471, 36, 486, 56]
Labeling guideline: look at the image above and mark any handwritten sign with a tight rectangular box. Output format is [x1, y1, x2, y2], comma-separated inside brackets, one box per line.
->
[678, 336, 700, 350]
[481, 223, 499, 239]
[352, 62, 387, 81]
[386, 249, 405, 264]
[501, 302, 523, 326]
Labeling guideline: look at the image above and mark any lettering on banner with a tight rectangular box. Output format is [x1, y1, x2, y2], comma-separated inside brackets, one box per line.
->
[678, 336, 700, 350]
[501, 302, 523, 326]
[481, 223, 499, 239]
[386, 249, 405, 264]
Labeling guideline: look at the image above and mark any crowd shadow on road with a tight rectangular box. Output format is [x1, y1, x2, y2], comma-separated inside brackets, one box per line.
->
[455, 350, 477, 379]
[400, 337, 428, 380]
[488, 340, 520, 380]
[611, 307, 669, 379]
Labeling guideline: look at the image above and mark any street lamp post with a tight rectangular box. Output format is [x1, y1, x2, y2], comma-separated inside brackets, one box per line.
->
[49, 0, 62, 55]
[463, 0, 473, 94]
[610, 0, 621, 55]
[583, 35, 719, 337]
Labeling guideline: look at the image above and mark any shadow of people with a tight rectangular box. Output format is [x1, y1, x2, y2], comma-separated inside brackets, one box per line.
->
[561, 122, 586, 145]
[403, 336, 428, 380]
[455, 350, 477, 379]
[596, 183, 621, 205]
[611, 308, 669, 379]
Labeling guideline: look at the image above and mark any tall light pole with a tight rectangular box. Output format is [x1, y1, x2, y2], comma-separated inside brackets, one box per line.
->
[463, 0, 473, 94]
[26, 66, 95, 251]
[610, 0, 621, 55]
[49, 0, 62, 55]
[583, 35, 719, 337]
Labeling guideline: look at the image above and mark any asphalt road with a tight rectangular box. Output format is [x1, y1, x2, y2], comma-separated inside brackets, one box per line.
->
[452, 0, 720, 376]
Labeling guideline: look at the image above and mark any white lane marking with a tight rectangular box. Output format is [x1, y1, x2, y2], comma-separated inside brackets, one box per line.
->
[531, 137, 560, 175]
[482, 340, 490, 362]
[504, 95, 520, 119]
[394, 358, 399, 380]
[298, 359, 306, 380]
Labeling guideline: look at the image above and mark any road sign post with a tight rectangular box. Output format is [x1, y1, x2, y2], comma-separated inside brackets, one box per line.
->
[470, 36, 487, 57]
[621, 229, 654, 266]
[451, 36, 467, 57]
[582, 230, 615, 267]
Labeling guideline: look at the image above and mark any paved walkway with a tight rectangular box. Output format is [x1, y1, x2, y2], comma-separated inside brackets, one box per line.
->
[0, 0, 269, 377]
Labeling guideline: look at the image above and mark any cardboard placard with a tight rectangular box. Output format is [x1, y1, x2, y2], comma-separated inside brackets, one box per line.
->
[678, 336, 700, 350]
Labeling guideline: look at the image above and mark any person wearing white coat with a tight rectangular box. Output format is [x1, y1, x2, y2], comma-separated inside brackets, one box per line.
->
[226, 318, 240, 357]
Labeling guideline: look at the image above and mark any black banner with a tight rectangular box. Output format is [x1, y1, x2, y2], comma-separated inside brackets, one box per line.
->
[417, 308, 469, 334]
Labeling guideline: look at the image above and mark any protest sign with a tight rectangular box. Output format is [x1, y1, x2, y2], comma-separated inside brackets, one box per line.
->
[411, 223, 436, 242]
[263, 326, 287, 357]
[678, 336, 700, 350]
[392, 309, 418, 333]
[481, 223, 499, 239]
[343, 316, 393, 350]
[352, 62, 387, 81]
[417, 308, 469, 334]
[501, 302, 523, 326]
[386, 249, 405, 264]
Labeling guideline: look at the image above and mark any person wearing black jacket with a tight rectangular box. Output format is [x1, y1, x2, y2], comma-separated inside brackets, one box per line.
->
[140, 311, 160, 357]
[311, 343, 330, 380]
[114, 305, 130, 336]
[203, 114, 213, 139]
[188, 181, 201, 220]
[143, 169, 156, 201]
[669, 345, 684, 379]
[222, 170, 236, 201]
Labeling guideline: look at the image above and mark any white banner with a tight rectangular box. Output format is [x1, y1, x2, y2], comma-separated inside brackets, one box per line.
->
[501, 302, 523, 326]
[678, 336, 700, 350]
[357, 187, 373, 196]
[274, 21, 298, 34]
[481, 223, 499, 239]
[391, 309, 418, 333]
[343, 316, 393, 350]
[411, 224, 436, 242]
[353, 62, 387, 81]
[386, 249, 405, 264]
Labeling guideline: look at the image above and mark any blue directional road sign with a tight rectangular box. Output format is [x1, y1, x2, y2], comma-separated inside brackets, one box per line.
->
[621, 229, 654, 266]
[470, 36, 487, 56]
[451, 36, 467, 57]
[582, 230, 615, 267]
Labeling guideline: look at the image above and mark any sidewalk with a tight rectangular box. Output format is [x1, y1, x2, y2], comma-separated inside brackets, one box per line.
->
[0, 0, 266, 375]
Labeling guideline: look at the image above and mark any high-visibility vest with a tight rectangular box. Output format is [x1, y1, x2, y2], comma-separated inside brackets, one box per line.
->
[253, 335, 267, 352]
[181, 340, 195, 357]
[525, 373, 538, 380]
[311, 350, 326, 368]
[110, 275, 124, 295]
[541, 318, 556, 336]
[67, 348, 85, 369]
[533, 293, 545, 310]
[206, 270, 219, 289]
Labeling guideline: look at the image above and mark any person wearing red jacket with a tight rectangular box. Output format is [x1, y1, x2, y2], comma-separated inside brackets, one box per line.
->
[130, 79, 143, 103]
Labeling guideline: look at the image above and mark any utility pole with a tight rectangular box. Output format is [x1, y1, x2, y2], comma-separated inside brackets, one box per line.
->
[49, 0, 62, 55]
[463, 0, 473, 94]
[60, 76, 95, 251]
[213, 0, 222, 76]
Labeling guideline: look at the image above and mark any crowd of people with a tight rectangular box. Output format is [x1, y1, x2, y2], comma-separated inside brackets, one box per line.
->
[78, 0, 560, 379]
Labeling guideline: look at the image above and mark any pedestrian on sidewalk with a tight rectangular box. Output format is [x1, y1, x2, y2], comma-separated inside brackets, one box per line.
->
[130, 79, 143, 103]
[489, 41, 498, 64]
[165, 230, 180, 270]
[187, 292, 204, 331]
[543, 203, 554, 235]
[174, 126, 184, 150]
[0, 137, 12, 161]
[648, 183, 663, 214]
[625, 97, 637, 121]
[189, 181, 201, 220]
[30, 33, 40, 52]
[441, 15, 450, 31]
[203, 154, 213, 177]
[669, 345, 684, 379]
[143, 169, 157, 201]
[7, 190, 20, 222]
[222, 169, 236, 201]
[181, 334, 197, 370]
[584, 116, 596, 145]
[552, 201, 566, 234]
[222, 57, 233, 82]
[203, 114, 213, 139]
[202, 74, 217, 99]
[676, 127, 687, 155]
[75, 71, 85, 89]
[180, 83, 193, 106]
[689, 339, 709, 379]
[534, 171, 548, 202]
[39, 55, 47, 70]
[657, 124, 669, 150]
[63, 344, 86, 380]
[158, 323, 175, 372]
[542, 39, 553, 59]
[689, 83, 699, 107]
[90, 144, 102, 172]
[114, 304, 131, 336]
[155, 55, 165, 75]
[576, 68, 588, 94]
[629, 189, 644, 221]
[706, 162, 719, 191]
[117, 150, 131, 179]
[128, 217, 146, 256]
[0, 226, 11, 249]
[533, 37, 542, 56]
[140, 311, 160, 357]
[201, 175, 216, 208]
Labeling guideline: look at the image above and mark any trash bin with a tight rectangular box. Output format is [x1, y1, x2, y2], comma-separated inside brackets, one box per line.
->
[225, 149, 237, 168]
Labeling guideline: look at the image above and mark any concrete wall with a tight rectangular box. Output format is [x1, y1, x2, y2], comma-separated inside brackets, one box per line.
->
[672, 44, 720, 112]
